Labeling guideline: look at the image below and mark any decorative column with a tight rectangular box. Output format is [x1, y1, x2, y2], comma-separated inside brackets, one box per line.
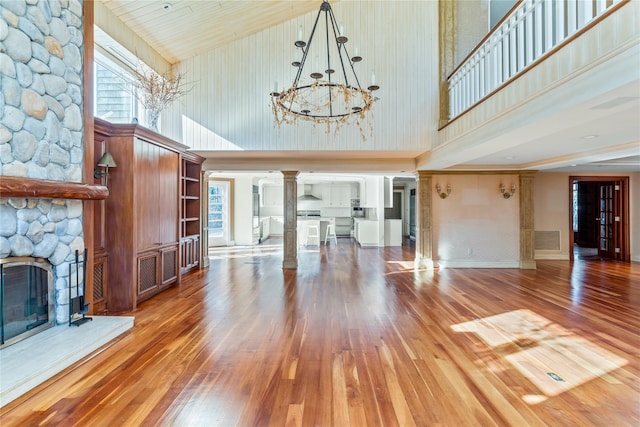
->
[439, 0, 457, 127]
[519, 173, 537, 269]
[415, 171, 435, 269]
[282, 171, 299, 269]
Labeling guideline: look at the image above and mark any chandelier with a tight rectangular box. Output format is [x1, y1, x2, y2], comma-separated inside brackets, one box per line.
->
[270, 0, 379, 132]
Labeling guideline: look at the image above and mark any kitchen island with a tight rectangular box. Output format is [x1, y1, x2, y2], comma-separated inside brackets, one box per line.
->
[297, 217, 335, 246]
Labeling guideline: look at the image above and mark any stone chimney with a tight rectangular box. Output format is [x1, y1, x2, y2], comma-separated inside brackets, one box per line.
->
[0, 0, 86, 324]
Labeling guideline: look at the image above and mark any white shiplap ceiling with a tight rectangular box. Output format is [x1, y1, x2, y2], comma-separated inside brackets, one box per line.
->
[98, 0, 323, 64]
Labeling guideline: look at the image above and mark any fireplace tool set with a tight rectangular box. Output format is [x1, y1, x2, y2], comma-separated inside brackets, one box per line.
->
[69, 249, 92, 327]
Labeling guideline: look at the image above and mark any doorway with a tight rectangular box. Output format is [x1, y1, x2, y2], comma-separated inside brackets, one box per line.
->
[570, 176, 630, 261]
[208, 180, 231, 247]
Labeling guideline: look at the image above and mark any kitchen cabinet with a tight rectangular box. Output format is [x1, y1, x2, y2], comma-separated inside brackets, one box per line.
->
[384, 219, 402, 246]
[261, 217, 271, 240]
[351, 182, 360, 199]
[270, 216, 284, 236]
[361, 176, 380, 208]
[334, 217, 352, 236]
[354, 219, 379, 247]
[325, 184, 350, 207]
[384, 177, 393, 208]
[262, 184, 283, 207]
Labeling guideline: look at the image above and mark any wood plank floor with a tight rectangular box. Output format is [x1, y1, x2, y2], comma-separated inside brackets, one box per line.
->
[1, 239, 638, 426]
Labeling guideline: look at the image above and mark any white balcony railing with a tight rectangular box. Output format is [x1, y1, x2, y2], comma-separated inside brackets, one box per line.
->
[447, 0, 625, 120]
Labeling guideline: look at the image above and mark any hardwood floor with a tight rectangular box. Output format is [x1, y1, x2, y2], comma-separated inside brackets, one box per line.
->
[1, 239, 638, 426]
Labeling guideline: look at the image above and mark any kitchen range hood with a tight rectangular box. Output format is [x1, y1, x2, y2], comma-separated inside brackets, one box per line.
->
[298, 184, 322, 201]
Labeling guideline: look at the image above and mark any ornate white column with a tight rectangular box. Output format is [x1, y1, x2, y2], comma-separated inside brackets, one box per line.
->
[415, 171, 435, 269]
[519, 173, 537, 269]
[282, 171, 299, 269]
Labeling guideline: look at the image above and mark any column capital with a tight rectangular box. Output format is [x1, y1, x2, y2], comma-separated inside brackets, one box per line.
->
[281, 171, 300, 179]
[416, 170, 433, 180]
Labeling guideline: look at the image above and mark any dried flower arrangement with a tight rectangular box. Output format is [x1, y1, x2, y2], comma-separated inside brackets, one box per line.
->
[130, 67, 191, 131]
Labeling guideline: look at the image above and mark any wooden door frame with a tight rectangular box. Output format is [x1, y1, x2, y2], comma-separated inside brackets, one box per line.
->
[569, 176, 630, 262]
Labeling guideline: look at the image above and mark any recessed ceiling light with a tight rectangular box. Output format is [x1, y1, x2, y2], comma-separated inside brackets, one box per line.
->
[570, 164, 577, 167]
[505, 156, 515, 160]
[581, 134, 598, 139]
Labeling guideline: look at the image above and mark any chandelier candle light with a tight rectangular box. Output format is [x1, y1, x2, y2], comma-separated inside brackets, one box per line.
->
[271, 0, 379, 137]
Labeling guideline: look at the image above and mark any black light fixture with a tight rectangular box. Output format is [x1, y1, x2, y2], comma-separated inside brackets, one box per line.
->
[94, 152, 117, 187]
[271, 0, 379, 133]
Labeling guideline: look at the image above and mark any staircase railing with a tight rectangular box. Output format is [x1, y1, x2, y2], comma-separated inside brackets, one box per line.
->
[447, 0, 626, 120]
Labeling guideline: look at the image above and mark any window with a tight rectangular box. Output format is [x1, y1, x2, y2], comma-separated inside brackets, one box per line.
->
[208, 185, 225, 237]
[94, 55, 137, 123]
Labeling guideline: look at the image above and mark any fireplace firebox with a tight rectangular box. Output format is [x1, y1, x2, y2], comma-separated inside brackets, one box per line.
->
[0, 257, 54, 349]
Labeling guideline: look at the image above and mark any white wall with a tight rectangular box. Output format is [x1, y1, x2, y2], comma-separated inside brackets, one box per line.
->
[432, 174, 520, 267]
[534, 173, 571, 260]
[163, 1, 438, 154]
[232, 176, 254, 246]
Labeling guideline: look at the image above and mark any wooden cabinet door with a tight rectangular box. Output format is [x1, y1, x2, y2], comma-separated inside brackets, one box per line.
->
[160, 245, 179, 287]
[159, 148, 179, 245]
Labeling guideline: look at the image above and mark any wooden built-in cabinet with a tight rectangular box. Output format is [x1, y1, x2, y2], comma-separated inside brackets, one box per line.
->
[180, 156, 204, 273]
[93, 119, 204, 312]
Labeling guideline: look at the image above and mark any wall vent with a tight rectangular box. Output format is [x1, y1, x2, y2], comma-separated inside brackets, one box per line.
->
[535, 231, 560, 250]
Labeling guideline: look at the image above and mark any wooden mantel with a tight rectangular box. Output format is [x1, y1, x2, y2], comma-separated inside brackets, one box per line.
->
[0, 176, 109, 200]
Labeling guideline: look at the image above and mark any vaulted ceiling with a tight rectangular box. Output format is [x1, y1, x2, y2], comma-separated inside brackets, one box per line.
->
[98, 0, 323, 64]
[95, 1, 640, 173]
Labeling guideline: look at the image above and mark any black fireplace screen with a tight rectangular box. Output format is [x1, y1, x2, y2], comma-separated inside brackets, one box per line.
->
[1, 258, 53, 348]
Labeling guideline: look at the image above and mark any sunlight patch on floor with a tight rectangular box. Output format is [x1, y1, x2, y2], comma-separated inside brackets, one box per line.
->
[451, 309, 628, 401]
[208, 245, 282, 260]
[386, 260, 416, 270]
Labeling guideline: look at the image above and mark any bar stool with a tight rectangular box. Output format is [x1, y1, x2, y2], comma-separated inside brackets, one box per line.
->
[324, 219, 338, 245]
[306, 224, 320, 246]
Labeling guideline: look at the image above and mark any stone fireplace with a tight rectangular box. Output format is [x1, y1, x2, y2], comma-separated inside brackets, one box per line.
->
[0, 0, 88, 333]
[0, 198, 85, 327]
[0, 257, 54, 348]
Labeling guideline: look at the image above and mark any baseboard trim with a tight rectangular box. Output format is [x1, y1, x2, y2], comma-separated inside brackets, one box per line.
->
[436, 260, 520, 269]
[535, 254, 571, 260]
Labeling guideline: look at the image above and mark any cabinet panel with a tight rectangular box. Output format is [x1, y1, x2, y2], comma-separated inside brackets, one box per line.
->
[159, 149, 179, 245]
[135, 139, 161, 250]
[161, 245, 179, 286]
[180, 236, 199, 273]
[137, 251, 159, 297]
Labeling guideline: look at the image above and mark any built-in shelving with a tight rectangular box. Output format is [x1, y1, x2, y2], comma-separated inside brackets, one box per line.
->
[180, 156, 204, 273]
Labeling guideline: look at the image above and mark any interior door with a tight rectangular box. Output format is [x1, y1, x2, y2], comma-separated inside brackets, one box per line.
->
[597, 183, 615, 259]
[409, 189, 416, 238]
[571, 176, 629, 262]
[576, 182, 597, 247]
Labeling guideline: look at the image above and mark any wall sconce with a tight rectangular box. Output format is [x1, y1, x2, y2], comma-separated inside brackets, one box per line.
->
[94, 152, 117, 186]
[435, 183, 451, 199]
[500, 183, 516, 199]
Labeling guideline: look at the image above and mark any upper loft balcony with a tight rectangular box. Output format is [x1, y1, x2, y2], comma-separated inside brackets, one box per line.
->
[423, 0, 639, 172]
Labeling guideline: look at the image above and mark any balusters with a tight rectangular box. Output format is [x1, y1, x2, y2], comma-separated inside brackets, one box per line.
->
[544, 0, 553, 52]
[447, 0, 618, 119]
